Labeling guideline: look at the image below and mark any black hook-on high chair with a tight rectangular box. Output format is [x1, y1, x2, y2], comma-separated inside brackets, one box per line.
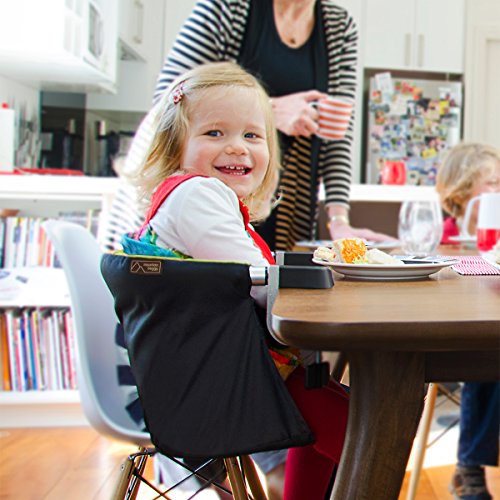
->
[101, 251, 334, 499]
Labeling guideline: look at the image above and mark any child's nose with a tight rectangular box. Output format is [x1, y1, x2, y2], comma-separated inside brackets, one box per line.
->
[224, 138, 248, 155]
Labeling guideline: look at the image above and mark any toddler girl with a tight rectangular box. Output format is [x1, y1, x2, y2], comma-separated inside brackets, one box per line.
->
[436, 142, 500, 243]
[129, 61, 349, 500]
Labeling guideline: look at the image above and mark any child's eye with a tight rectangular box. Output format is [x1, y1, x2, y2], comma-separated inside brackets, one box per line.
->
[205, 130, 222, 137]
[245, 132, 259, 139]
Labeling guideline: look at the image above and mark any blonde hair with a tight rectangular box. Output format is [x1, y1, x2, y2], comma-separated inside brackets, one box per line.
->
[435, 142, 500, 218]
[133, 61, 281, 222]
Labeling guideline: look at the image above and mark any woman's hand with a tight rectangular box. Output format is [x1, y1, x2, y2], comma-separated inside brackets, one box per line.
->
[271, 90, 327, 137]
[327, 208, 398, 242]
[329, 222, 398, 242]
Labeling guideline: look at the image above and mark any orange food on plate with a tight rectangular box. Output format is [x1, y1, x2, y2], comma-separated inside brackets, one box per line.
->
[332, 238, 367, 263]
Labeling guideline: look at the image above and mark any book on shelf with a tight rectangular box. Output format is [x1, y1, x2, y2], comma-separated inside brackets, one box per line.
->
[0, 313, 10, 391]
[0, 308, 75, 392]
[0, 210, 100, 269]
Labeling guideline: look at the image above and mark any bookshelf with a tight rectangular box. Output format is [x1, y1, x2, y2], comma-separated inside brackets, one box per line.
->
[0, 174, 119, 427]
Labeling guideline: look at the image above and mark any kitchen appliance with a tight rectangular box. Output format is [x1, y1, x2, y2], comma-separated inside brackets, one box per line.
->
[40, 118, 83, 171]
[364, 72, 463, 185]
[93, 121, 134, 177]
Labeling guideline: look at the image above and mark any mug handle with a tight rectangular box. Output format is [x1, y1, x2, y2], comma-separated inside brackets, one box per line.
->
[461, 195, 480, 238]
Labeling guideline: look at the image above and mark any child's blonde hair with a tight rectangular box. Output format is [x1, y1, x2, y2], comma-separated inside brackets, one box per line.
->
[436, 142, 500, 218]
[133, 61, 281, 222]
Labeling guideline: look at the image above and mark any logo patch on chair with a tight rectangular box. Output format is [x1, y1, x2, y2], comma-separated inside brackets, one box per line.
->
[130, 259, 162, 275]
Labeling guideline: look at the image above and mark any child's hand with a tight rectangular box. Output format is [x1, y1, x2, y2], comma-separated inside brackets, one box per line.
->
[271, 90, 327, 137]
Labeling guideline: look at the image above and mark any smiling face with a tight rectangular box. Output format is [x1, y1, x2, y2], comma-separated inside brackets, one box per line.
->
[180, 86, 270, 200]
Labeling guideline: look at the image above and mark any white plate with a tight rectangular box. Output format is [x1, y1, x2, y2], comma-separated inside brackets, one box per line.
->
[449, 235, 477, 248]
[365, 240, 401, 250]
[312, 257, 460, 281]
[296, 239, 400, 250]
[296, 240, 334, 248]
[482, 252, 500, 271]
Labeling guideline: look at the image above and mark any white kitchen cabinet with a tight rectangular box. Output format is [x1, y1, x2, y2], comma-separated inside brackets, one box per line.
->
[120, 0, 149, 61]
[463, 0, 500, 148]
[364, 0, 465, 74]
[0, 0, 118, 93]
[162, 0, 197, 55]
[87, 0, 165, 112]
[87, 0, 196, 113]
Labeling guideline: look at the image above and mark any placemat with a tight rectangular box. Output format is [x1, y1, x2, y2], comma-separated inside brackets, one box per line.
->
[450, 255, 500, 276]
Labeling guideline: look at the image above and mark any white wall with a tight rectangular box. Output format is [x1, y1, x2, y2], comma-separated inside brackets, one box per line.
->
[463, 0, 500, 148]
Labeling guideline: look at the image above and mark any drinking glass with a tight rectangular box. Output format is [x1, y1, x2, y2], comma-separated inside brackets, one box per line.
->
[398, 200, 444, 257]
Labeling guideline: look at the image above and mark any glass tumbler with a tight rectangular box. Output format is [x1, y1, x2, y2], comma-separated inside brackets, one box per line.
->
[398, 200, 444, 257]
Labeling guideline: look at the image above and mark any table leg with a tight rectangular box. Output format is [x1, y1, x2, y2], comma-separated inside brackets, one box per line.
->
[330, 351, 426, 500]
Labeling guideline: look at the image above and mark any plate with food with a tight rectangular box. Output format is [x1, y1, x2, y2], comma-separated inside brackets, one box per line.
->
[313, 238, 459, 280]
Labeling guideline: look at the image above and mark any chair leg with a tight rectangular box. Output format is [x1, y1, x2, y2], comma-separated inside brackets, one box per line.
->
[224, 457, 249, 500]
[330, 352, 348, 383]
[406, 383, 439, 500]
[112, 447, 150, 500]
[241, 455, 267, 500]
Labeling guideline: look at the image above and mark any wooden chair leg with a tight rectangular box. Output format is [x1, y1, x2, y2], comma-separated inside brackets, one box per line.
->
[330, 352, 348, 383]
[241, 455, 267, 500]
[406, 383, 439, 500]
[224, 457, 249, 500]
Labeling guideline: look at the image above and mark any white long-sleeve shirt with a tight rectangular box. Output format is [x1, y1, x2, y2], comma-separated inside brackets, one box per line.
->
[150, 176, 270, 306]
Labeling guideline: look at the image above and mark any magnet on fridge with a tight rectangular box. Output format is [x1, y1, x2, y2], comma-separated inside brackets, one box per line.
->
[375, 72, 394, 95]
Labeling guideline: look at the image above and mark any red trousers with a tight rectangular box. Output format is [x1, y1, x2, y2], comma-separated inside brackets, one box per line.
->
[283, 367, 349, 500]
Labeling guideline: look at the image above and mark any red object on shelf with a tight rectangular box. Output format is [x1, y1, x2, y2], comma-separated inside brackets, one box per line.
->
[0, 168, 85, 176]
[381, 160, 406, 185]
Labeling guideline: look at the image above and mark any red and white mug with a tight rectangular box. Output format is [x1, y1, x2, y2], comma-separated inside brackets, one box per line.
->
[462, 192, 500, 252]
[314, 96, 354, 141]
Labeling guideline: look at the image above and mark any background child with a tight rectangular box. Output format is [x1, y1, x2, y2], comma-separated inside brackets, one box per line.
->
[435, 142, 500, 500]
[436, 142, 500, 243]
[128, 61, 349, 500]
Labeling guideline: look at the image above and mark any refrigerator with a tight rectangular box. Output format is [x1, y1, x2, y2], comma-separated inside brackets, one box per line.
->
[364, 72, 463, 185]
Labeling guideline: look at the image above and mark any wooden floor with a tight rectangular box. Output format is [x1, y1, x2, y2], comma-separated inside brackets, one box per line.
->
[0, 395, 499, 500]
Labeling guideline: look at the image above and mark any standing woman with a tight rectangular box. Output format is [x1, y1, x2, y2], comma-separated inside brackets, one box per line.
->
[153, 0, 392, 251]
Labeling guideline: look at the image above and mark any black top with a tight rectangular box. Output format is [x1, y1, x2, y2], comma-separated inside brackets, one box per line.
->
[238, 0, 328, 97]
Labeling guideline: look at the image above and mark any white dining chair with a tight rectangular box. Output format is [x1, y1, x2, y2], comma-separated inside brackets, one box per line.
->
[41, 219, 201, 499]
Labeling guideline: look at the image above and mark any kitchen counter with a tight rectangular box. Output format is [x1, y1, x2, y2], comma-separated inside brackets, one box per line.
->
[0, 174, 119, 217]
[349, 184, 437, 202]
[318, 184, 438, 238]
[0, 175, 436, 236]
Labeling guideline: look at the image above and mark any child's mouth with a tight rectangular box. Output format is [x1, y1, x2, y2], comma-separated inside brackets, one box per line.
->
[215, 165, 251, 176]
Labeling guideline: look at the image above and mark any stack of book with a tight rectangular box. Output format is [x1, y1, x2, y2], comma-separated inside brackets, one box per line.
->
[0, 308, 76, 391]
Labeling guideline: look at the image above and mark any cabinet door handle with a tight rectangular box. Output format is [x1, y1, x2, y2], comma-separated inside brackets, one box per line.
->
[418, 34, 424, 67]
[133, 0, 144, 44]
[405, 33, 411, 67]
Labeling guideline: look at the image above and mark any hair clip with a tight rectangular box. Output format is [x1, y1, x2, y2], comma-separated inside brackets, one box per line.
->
[171, 80, 186, 105]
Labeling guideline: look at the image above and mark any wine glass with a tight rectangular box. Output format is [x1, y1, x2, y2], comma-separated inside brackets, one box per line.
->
[398, 199, 444, 257]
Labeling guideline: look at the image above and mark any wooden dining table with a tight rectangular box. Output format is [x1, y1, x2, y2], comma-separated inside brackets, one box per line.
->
[271, 247, 500, 500]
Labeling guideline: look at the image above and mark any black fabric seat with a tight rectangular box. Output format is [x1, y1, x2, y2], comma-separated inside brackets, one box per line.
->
[101, 254, 314, 461]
